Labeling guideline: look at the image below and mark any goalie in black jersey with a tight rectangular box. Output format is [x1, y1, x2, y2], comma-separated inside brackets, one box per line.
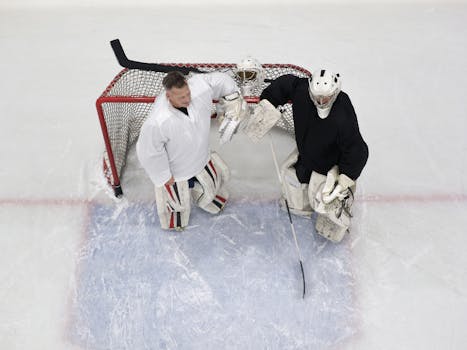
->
[245, 69, 369, 242]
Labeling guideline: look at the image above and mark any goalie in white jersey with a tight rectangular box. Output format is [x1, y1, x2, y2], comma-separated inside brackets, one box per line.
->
[137, 71, 248, 230]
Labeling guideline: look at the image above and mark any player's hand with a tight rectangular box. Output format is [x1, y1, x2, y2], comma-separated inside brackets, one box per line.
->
[322, 173, 354, 204]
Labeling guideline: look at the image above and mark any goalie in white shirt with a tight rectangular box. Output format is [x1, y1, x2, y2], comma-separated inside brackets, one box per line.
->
[137, 71, 248, 230]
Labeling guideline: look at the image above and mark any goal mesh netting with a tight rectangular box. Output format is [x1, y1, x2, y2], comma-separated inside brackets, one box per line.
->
[96, 63, 311, 196]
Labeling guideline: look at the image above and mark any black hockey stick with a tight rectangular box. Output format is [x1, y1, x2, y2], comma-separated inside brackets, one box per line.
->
[110, 39, 202, 74]
[269, 134, 306, 299]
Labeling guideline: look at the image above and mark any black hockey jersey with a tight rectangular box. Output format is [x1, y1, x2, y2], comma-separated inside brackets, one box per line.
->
[261, 74, 368, 180]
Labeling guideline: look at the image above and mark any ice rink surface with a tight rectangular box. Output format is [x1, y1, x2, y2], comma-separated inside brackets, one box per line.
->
[1, 2, 467, 349]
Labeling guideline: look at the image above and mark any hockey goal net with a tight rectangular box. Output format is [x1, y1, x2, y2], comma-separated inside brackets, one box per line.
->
[96, 63, 311, 197]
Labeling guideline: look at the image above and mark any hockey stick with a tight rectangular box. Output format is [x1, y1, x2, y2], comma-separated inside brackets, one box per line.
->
[110, 39, 202, 74]
[268, 134, 306, 299]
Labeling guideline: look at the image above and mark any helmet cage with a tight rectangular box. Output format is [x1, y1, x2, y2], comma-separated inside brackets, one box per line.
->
[235, 69, 258, 83]
[308, 70, 341, 115]
[309, 89, 339, 110]
[235, 57, 264, 96]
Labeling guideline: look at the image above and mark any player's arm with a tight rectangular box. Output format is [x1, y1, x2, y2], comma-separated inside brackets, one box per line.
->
[336, 97, 369, 182]
[243, 74, 298, 142]
[202, 72, 250, 144]
[322, 98, 369, 204]
[260, 74, 297, 107]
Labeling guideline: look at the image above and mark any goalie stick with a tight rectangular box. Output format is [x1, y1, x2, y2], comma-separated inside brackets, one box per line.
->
[110, 39, 202, 74]
[269, 134, 306, 299]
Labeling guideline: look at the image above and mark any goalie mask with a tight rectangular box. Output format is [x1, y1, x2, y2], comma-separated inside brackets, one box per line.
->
[308, 69, 341, 119]
[235, 56, 265, 96]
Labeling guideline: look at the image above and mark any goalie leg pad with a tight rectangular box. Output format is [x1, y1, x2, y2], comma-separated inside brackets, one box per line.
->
[192, 152, 230, 213]
[210, 151, 230, 183]
[192, 182, 229, 214]
[311, 176, 356, 243]
[279, 149, 312, 217]
[155, 180, 191, 230]
[315, 195, 353, 242]
[308, 171, 328, 213]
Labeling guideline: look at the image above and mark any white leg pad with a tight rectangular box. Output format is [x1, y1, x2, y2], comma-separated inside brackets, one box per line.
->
[315, 200, 352, 243]
[192, 183, 228, 214]
[309, 173, 356, 242]
[308, 171, 328, 212]
[279, 149, 312, 217]
[155, 181, 191, 230]
[192, 152, 230, 214]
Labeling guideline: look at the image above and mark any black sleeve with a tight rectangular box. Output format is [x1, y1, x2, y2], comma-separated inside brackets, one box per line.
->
[260, 74, 299, 107]
[337, 96, 369, 180]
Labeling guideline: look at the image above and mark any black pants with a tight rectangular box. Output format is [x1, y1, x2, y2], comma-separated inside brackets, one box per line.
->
[294, 158, 312, 184]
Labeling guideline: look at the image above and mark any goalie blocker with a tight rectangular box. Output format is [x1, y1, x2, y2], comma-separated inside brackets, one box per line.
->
[155, 152, 230, 230]
[280, 149, 356, 243]
[244, 99, 282, 143]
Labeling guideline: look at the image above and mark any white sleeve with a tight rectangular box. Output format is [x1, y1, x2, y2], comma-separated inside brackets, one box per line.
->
[136, 120, 172, 187]
[201, 72, 239, 99]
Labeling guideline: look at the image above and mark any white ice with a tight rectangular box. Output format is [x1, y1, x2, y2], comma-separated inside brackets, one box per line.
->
[1, 2, 467, 350]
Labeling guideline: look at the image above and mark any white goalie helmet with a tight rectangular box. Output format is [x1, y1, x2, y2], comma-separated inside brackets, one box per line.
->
[235, 56, 265, 96]
[308, 69, 342, 119]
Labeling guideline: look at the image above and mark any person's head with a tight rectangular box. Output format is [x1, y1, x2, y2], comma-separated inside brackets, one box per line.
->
[234, 56, 265, 96]
[163, 71, 191, 108]
[308, 69, 341, 119]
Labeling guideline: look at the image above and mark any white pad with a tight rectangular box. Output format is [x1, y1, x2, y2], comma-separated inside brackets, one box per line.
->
[244, 99, 281, 143]
[308, 171, 327, 213]
[218, 92, 249, 145]
[321, 165, 339, 203]
[322, 169, 355, 204]
[155, 180, 191, 230]
[279, 149, 312, 217]
[192, 183, 228, 214]
[308, 167, 356, 243]
[192, 152, 230, 214]
[314, 193, 353, 243]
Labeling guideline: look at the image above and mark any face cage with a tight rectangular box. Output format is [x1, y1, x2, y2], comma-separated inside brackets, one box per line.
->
[309, 88, 339, 110]
[235, 70, 258, 83]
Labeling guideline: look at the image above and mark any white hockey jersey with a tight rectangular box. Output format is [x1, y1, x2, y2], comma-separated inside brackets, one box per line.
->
[136, 72, 238, 187]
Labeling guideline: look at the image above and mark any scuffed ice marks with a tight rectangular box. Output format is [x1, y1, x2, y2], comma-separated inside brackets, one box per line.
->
[154, 240, 225, 346]
[70, 201, 356, 349]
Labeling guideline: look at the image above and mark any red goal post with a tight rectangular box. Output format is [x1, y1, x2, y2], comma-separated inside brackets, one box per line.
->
[96, 63, 311, 197]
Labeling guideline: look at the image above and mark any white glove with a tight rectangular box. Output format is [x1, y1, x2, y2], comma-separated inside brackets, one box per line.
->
[322, 170, 355, 204]
[321, 166, 339, 202]
[218, 91, 249, 145]
[244, 99, 281, 143]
